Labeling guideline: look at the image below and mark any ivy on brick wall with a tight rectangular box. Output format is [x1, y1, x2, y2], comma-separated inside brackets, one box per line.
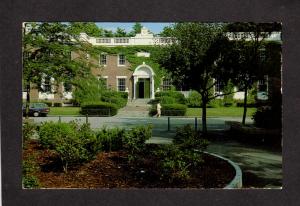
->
[88, 46, 168, 89]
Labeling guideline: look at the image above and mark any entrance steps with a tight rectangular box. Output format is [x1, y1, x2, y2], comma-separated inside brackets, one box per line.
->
[116, 98, 152, 117]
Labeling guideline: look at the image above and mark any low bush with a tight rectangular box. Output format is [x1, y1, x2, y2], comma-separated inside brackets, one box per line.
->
[23, 121, 37, 142]
[154, 144, 204, 183]
[101, 91, 128, 109]
[155, 91, 186, 104]
[156, 96, 177, 104]
[39, 122, 77, 149]
[96, 128, 125, 152]
[161, 104, 187, 116]
[80, 101, 118, 116]
[207, 99, 223, 108]
[38, 122, 98, 172]
[252, 106, 282, 129]
[123, 125, 153, 162]
[53, 102, 62, 107]
[186, 91, 202, 108]
[173, 125, 209, 151]
[22, 156, 40, 188]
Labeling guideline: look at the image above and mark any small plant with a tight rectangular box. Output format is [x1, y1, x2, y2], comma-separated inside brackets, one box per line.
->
[186, 90, 202, 108]
[38, 122, 98, 173]
[123, 125, 153, 162]
[22, 156, 40, 188]
[173, 125, 209, 151]
[154, 144, 204, 183]
[22, 121, 37, 142]
[96, 127, 125, 152]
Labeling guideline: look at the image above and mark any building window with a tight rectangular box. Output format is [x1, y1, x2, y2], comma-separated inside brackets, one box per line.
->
[162, 78, 172, 91]
[96, 38, 111, 43]
[100, 54, 107, 65]
[258, 75, 268, 92]
[215, 79, 224, 93]
[63, 82, 72, 92]
[118, 54, 126, 65]
[259, 47, 266, 62]
[117, 78, 126, 91]
[43, 76, 52, 93]
[114, 38, 129, 44]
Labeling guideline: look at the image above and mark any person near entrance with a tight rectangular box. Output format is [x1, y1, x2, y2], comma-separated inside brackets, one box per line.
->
[156, 102, 162, 118]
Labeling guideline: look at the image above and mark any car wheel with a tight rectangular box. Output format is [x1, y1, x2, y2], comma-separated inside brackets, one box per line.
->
[33, 112, 39, 117]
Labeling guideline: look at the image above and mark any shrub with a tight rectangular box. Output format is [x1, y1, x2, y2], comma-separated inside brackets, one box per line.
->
[173, 125, 209, 151]
[207, 99, 223, 108]
[101, 91, 128, 109]
[252, 106, 282, 129]
[22, 156, 40, 188]
[155, 91, 186, 104]
[148, 106, 157, 117]
[38, 122, 98, 172]
[23, 175, 40, 189]
[123, 125, 153, 162]
[96, 127, 125, 152]
[154, 144, 204, 183]
[161, 104, 187, 116]
[54, 102, 62, 107]
[23, 121, 37, 142]
[156, 96, 177, 104]
[39, 122, 77, 149]
[80, 101, 118, 116]
[186, 91, 202, 108]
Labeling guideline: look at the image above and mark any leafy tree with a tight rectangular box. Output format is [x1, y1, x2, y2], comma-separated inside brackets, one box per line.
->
[68, 22, 103, 37]
[23, 22, 96, 117]
[128, 23, 143, 36]
[103, 29, 114, 37]
[223, 22, 281, 125]
[160, 25, 174, 37]
[114, 27, 128, 37]
[72, 75, 106, 105]
[155, 23, 232, 134]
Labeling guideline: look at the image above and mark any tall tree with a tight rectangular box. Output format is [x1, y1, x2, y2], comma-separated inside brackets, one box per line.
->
[23, 22, 95, 117]
[68, 22, 103, 37]
[103, 29, 114, 37]
[224, 22, 281, 125]
[155, 23, 232, 134]
[115, 27, 128, 37]
[128, 23, 143, 36]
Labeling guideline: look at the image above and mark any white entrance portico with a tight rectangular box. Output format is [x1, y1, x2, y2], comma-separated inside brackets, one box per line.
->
[133, 62, 155, 99]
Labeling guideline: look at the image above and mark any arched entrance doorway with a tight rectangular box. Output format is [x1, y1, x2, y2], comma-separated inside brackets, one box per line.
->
[133, 63, 155, 99]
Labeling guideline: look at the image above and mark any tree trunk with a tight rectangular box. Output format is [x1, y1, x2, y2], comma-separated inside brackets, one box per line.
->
[202, 100, 207, 135]
[242, 87, 248, 125]
[25, 83, 30, 119]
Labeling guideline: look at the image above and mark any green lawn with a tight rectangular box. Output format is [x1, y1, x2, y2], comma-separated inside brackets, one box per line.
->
[186, 107, 257, 117]
[48, 107, 80, 116]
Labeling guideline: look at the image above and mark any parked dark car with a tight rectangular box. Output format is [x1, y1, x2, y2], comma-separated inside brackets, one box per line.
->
[22, 103, 50, 117]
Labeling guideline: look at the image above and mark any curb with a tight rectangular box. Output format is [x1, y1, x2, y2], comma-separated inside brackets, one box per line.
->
[204, 152, 243, 189]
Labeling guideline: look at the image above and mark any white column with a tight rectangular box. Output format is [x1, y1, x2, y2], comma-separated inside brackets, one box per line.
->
[133, 76, 138, 99]
[151, 76, 155, 99]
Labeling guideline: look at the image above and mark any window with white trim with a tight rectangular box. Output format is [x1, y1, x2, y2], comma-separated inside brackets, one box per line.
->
[117, 78, 126, 91]
[162, 78, 172, 91]
[43, 76, 52, 93]
[63, 82, 72, 92]
[118, 54, 126, 65]
[100, 54, 107, 65]
[258, 75, 268, 92]
[215, 79, 224, 93]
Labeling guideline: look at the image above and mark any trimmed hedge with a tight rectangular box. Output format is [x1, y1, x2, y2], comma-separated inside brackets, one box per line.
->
[186, 91, 202, 108]
[101, 91, 127, 109]
[161, 104, 187, 116]
[155, 91, 186, 104]
[80, 102, 118, 116]
[156, 96, 177, 104]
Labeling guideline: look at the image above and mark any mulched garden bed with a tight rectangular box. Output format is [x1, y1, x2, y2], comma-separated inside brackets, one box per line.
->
[23, 140, 235, 188]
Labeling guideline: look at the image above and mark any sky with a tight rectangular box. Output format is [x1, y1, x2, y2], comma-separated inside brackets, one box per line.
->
[95, 22, 173, 34]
